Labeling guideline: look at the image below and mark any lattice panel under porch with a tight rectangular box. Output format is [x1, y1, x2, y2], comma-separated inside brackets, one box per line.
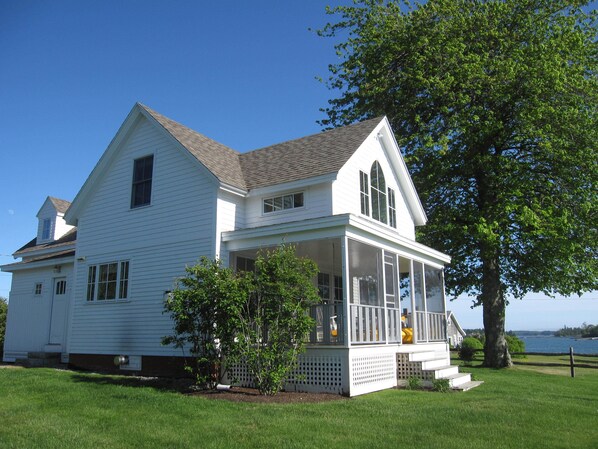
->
[226, 354, 344, 394]
[351, 353, 396, 387]
[396, 354, 434, 381]
[286, 355, 343, 393]
[226, 363, 256, 388]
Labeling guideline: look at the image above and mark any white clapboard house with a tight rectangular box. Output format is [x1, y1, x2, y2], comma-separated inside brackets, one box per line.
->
[2, 103, 479, 395]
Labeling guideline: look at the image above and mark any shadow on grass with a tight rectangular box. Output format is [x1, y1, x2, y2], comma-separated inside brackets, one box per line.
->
[69, 372, 195, 393]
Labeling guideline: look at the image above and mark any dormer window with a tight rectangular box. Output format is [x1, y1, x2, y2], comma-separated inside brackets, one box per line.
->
[131, 155, 154, 208]
[41, 218, 52, 240]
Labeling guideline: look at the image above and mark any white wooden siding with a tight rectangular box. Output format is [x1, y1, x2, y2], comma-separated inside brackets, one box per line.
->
[69, 117, 218, 356]
[215, 190, 245, 261]
[244, 184, 333, 229]
[3, 265, 73, 356]
[333, 134, 416, 239]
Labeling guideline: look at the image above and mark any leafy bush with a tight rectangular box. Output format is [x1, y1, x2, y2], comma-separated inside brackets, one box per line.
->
[432, 378, 451, 393]
[406, 376, 422, 390]
[506, 334, 526, 358]
[232, 245, 320, 395]
[162, 245, 320, 396]
[459, 337, 483, 362]
[162, 258, 245, 389]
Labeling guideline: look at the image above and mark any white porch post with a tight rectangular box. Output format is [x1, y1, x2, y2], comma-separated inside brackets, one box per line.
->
[342, 236, 351, 348]
[410, 260, 417, 343]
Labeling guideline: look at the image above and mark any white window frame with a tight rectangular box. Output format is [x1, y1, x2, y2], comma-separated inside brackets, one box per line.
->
[86, 260, 130, 301]
[34, 282, 43, 296]
[262, 192, 305, 214]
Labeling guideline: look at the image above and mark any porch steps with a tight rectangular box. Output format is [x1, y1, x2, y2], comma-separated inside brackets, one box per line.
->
[397, 352, 483, 391]
[15, 352, 67, 369]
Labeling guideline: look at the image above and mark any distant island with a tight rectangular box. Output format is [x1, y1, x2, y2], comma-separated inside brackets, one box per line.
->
[553, 323, 598, 338]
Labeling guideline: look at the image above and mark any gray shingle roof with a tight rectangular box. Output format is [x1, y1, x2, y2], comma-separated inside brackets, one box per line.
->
[49, 197, 71, 214]
[140, 104, 247, 190]
[139, 104, 382, 191]
[15, 228, 78, 255]
[239, 118, 382, 189]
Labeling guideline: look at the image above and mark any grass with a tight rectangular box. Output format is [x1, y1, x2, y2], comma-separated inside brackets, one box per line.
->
[1, 361, 598, 449]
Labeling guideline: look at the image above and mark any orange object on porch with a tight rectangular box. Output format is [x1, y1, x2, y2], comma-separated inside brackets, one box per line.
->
[402, 327, 413, 344]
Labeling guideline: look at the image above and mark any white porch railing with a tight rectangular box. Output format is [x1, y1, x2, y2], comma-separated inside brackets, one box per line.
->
[387, 308, 402, 343]
[350, 304, 385, 344]
[415, 311, 446, 342]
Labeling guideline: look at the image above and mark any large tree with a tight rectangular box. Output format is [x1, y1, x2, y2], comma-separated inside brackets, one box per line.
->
[318, 0, 597, 367]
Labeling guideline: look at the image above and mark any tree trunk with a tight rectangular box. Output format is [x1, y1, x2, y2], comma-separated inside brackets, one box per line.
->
[481, 252, 512, 368]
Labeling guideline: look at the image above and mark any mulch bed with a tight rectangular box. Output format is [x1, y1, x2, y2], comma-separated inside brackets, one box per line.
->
[189, 386, 348, 403]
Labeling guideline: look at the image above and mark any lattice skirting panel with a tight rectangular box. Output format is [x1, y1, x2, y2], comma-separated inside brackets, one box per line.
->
[396, 353, 434, 381]
[350, 352, 397, 396]
[225, 354, 344, 394]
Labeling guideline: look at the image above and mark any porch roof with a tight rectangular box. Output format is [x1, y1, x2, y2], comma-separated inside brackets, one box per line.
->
[221, 213, 451, 267]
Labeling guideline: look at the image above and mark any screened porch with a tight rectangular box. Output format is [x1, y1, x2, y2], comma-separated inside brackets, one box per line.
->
[230, 236, 447, 347]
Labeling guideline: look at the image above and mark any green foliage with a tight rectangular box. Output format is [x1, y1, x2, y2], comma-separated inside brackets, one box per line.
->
[555, 323, 598, 338]
[406, 376, 422, 390]
[162, 257, 246, 389]
[318, 0, 598, 367]
[459, 337, 483, 362]
[231, 245, 321, 395]
[0, 297, 7, 357]
[505, 334, 526, 355]
[162, 246, 320, 395]
[432, 378, 451, 393]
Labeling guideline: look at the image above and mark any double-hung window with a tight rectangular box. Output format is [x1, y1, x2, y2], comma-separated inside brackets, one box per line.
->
[87, 261, 129, 301]
[131, 155, 154, 208]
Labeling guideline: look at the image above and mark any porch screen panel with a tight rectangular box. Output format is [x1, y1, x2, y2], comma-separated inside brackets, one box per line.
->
[398, 257, 414, 343]
[425, 266, 446, 341]
[348, 239, 384, 343]
[413, 261, 427, 342]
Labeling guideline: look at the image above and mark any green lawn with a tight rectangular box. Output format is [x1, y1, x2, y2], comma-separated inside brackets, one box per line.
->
[1, 363, 597, 449]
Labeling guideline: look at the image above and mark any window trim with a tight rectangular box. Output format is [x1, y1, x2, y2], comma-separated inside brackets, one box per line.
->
[131, 155, 154, 209]
[86, 260, 130, 302]
[262, 191, 305, 215]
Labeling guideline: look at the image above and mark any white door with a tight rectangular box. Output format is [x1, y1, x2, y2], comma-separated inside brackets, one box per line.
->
[49, 278, 67, 345]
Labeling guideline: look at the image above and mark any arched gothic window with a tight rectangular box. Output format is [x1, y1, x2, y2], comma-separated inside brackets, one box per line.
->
[370, 161, 387, 224]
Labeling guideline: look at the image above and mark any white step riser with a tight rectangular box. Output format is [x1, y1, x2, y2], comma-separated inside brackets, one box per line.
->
[431, 366, 459, 378]
[448, 374, 472, 388]
[409, 351, 437, 362]
[421, 358, 450, 370]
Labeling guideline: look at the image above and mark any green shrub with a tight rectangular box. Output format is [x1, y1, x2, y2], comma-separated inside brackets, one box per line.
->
[432, 378, 451, 393]
[506, 334, 526, 358]
[406, 376, 422, 390]
[459, 337, 483, 362]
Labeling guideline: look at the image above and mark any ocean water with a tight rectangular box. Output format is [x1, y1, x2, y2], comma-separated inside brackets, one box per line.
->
[516, 335, 598, 355]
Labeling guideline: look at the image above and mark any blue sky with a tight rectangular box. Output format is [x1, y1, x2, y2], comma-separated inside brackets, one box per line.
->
[1, 0, 596, 331]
